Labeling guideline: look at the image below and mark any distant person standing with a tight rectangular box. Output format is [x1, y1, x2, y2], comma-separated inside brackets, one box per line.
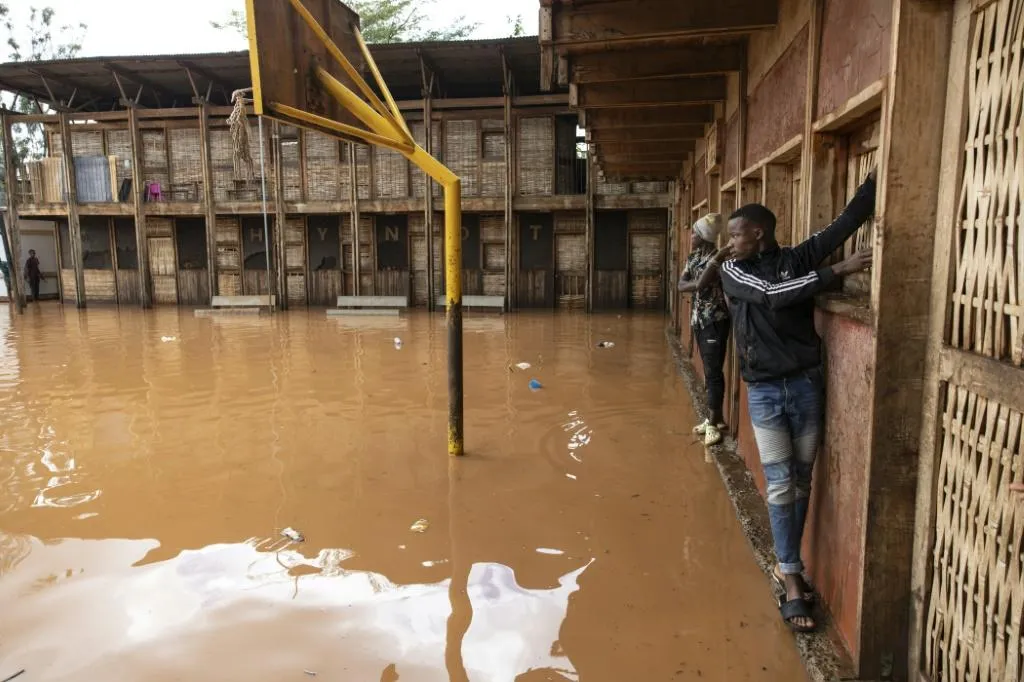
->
[677, 213, 733, 446]
[24, 249, 44, 303]
[0, 259, 10, 303]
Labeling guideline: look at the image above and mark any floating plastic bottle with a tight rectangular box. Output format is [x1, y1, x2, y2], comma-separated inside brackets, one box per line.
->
[529, 379, 543, 391]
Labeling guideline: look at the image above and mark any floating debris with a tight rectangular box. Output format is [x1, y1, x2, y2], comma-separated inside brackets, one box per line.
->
[281, 527, 304, 542]
[410, 518, 430, 533]
[515, 362, 532, 370]
[536, 548, 565, 556]
[597, 341, 615, 349]
[529, 379, 543, 391]
[1, 671, 26, 682]
[393, 337, 402, 349]
[566, 473, 577, 480]
[303, 671, 318, 677]
[160, 336, 177, 342]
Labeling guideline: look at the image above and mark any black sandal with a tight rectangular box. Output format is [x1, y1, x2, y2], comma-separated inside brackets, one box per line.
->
[778, 596, 817, 633]
[773, 567, 815, 603]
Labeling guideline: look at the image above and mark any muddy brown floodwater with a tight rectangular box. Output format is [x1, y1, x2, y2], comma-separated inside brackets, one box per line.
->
[0, 304, 808, 682]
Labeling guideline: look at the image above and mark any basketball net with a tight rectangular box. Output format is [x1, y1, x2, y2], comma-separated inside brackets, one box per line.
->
[228, 88, 256, 183]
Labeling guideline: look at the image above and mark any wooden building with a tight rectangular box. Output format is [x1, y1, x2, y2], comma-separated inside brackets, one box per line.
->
[542, 0, 1024, 680]
[0, 38, 671, 312]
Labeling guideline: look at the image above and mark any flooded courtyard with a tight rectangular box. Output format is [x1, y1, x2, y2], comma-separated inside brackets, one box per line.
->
[0, 305, 807, 681]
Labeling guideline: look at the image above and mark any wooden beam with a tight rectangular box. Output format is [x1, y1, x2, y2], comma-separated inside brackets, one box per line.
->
[0, 113, 25, 312]
[396, 94, 568, 111]
[583, 105, 715, 129]
[30, 68, 103, 110]
[572, 44, 744, 84]
[859, 0, 955, 679]
[425, 89, 435, 311]
[589, 125, 707, 142]
[575, 76, 727, 109]
[127, 106, 151, 308]
[58, 113, 86, 308]
[503, 83, 514, 312]
[907, 1, 970, 678]
[198, 102, 217, 300]
[105, 63, 176, 108]
[177, 60, 233, 104]
[548, 0, 777, 51]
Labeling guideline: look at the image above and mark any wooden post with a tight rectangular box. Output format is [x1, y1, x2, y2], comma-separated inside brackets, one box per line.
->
[585, 143, 595, 314]
[59, 113, 86, 308]
[424, 91, 435, 311]
[349, 143, 360, 295]
[858, 1, 955, 678]
[272, 121, 287, 309]
[126, 106, 151, 308]
[800, 0, 824, 242]
[1, 112, 25, 312]
[198, 102, 217, 300]
[507, 113, 518, 310]
[908, 1, 970, 678]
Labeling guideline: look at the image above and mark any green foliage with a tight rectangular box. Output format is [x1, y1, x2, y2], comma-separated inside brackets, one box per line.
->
[211, 0, 480, 43]
[0, 4, 87, 167]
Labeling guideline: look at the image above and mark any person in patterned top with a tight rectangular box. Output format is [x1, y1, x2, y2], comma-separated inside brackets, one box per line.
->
[678, 213, 734, 446]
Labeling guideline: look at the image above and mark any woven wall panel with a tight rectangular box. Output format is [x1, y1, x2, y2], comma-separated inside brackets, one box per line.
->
[218, 272, 241, 296]
[481, 215, 504, 242]
[411, 122, 429, 199]
[924, 382, 1024, 682]
[148, 236, 176, 276]
[50, 131, 63, 156]
[359, 215, 372, 273]
[632, 181, 668, 194]
[285, 216, 304, 244]
[282, 138, 301, 201]
[217, 246, 240, 269]
[948, 0, 1023, 366]
[147, 217, 173, 238]
[355, 145, 371, 200]
[71, 131, 103, 157]
[287, 273, 306, 305]
[216, 216, 239, 244]
[482, 160, 504, 197]
[374, 146, 409, 198]
[84, 270, 116, 302]
[596, 177, 630, 195]
[518, 117, 554, 196]
[285, 244, 303, 269]
[483, 272, 505, 297]
[304, 131, 341, 201]
[630, 210, 667, 232]
[556, 233, 586, 272]
[555, 211, 585, 235]
[445, 120, 479, 197]
[210, 128, 235, 201]
[630, 232, 664, 272]
[484, 243, 505, 271]
[168, 128, 202, 186]
[105, 130, 132, 182]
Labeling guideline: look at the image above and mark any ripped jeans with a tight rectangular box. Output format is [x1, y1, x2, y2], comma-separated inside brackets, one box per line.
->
[746, 368, 824, 575]
[695, 320, 730, 423]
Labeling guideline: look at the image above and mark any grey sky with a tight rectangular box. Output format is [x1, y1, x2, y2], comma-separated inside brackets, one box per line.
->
[5, 0, 540, 59]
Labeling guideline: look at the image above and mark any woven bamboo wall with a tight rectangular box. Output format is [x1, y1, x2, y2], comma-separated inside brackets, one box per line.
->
[148, 222, 177, 304]
[169, 128, 202, 188]
[518, 117, 554, 195]
[105, 130, 132, 184]
[216, 216, 241, 295]
[924, 384, 1024, 681]
[480, 214, 505, 297]
[410, 212, 428, 306]
[358, 214, 373, 293]
[374, 146, 410, 198]
[431, 211, 444, 297]
[629, 210, 667, 310]
[446, 120, 480, 197]
[355, 145, 371, 200]
[282, 128, 302, 201]
[596, 177, 630, 195]
[285, 215, 306, 305]
[554, 212, 585, 309]
[410, 121, 442, 199]
[481, 119, 505, 197]
[632, 181, 668, 194]
[84, 269, 116, 302]
[304, 131, 343, 201]
[142, 130, 169, 192]
[71, 131, 103, 157]
[947, 0, 1023, 367]
[210, 127, 235, 202]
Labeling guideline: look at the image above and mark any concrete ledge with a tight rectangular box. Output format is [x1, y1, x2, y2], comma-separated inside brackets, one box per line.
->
[327, 308, 400, 317]
[211, 295, 275, 308]
[434, 295, 505, 310]
[336, 295, 408, 309]
[666, 326, 855, 682]
[194, 307, 266, 317]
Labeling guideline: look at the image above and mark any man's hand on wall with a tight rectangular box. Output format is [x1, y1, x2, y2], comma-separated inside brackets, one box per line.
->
[834, 249, 874, 276]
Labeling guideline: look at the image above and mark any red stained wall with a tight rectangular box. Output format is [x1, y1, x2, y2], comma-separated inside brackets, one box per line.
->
[816, 0, 892, 120]
[745, 24, 808, 165]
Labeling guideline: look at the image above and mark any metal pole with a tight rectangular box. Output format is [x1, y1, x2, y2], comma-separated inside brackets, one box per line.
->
[443, 181, 463, 456]
[257, 116, 272, 296]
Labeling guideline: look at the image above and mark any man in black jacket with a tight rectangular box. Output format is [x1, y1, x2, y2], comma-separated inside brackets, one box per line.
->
[715, 172, 876, 632]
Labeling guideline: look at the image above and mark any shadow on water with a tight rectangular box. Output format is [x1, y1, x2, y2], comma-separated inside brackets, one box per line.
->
[0, 305, 808, 681]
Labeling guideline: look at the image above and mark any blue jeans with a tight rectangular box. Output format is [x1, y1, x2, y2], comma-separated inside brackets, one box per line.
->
[747, 368, 824, 575]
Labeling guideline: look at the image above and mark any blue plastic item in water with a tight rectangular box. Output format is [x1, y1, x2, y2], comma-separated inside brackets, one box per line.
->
[529, 379, 543, 391]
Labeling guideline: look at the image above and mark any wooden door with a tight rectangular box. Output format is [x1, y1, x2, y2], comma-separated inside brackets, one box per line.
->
[374, 214, 409, 297]
[113, 218, 141, 304]
[629, 231, 665, 311]
[594, 210, 629, 310]
[517, 213, 554, 308]
[307, 215, 343, 305]
[175, 218, 209, 305]
[912, 3, 1024, 681]
[555, 232, 585, 309]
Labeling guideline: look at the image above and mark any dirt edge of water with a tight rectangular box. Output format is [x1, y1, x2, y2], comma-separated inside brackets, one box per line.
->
[665, 325, 856, 682]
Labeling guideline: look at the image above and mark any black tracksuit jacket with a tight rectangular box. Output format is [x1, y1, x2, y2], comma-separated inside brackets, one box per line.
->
[720, 176, 877, 383]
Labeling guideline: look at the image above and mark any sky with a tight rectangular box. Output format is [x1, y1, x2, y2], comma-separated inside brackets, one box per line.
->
[3, 0, 541, 59]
